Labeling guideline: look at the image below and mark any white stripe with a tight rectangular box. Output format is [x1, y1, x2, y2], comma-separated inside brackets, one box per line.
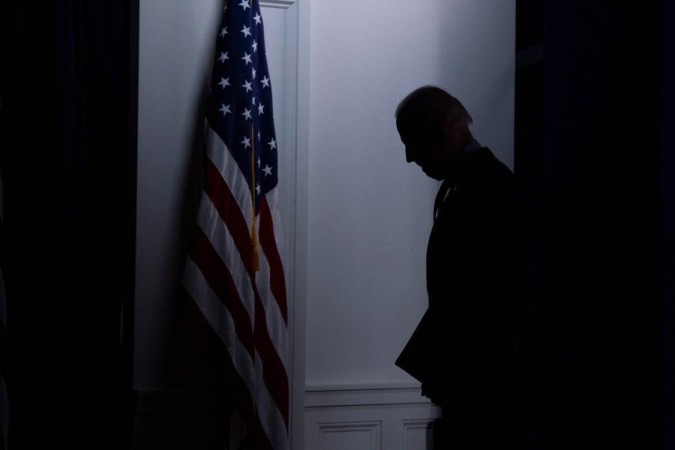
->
[183, 258, 257, 396]
[265, 188, 285, 257]
[255, 242, 289, 374]
[196, 193, 255, 322]
[255, 351, 289, 450]
[206, 127, 252, 230]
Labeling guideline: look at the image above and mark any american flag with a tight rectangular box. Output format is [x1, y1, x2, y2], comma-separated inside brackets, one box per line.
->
[182, 0, 289, 449]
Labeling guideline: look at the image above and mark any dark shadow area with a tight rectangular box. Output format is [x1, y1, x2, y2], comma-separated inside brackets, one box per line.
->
[660, 1, 675, 448]
[516, 1, 670, 448]
[133, 391, 231, 450]
[1, 1, 138, 449]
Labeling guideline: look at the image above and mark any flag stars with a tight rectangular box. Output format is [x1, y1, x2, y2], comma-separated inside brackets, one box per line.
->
[261, 76, 270, 88]
[242, 52, 252, 65]
[257, 157, 261, 168]
[242, 108, 252, 120]
[241, 25, 251, 38]
[252, 67, 257, 79]
[242, 136, 251, 149]
[218, 77, 230, 89]
[258, 103, 265, 115]
[268, 138, 277, 150]
[239, 0, 250, 11]
[219, 104, 231, 116]
[220, 26, 228, 38]
[252, 40, 258, 53]
[262, 165, 273, 176]
[218, 51, 229, 63]
[256, 184, 261, 195]
[242, 80, 253, 93]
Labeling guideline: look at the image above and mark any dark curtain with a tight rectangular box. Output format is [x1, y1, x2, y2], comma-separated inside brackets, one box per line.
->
[515, 1, 667, 449]
[0, 1, 137, 449]
[660, 1, 675, 448]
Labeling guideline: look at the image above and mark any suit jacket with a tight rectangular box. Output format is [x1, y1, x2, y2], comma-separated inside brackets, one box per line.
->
[396, 146, 523, 407]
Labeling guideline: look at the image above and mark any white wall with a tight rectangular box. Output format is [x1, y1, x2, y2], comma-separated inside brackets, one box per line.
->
[136, 0, 221, 388]
[135, 0, 515, 393]
[306, 0, 515, 388]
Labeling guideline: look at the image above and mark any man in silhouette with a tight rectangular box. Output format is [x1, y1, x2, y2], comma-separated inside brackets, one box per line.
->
[394, 86, 528, 449]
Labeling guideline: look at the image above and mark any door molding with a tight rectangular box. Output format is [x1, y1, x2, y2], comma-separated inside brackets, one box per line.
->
[259, 1, 309, 449]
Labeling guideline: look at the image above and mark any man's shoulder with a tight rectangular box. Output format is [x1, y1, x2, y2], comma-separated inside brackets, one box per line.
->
[479, 147, 513, 174]
[460, 147, 514, 186]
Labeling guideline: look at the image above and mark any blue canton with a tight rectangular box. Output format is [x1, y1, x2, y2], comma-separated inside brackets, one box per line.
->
[207, 0, 278, 213]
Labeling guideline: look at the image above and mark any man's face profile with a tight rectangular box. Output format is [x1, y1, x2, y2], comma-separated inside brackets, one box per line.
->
[398, 120, 446, 180]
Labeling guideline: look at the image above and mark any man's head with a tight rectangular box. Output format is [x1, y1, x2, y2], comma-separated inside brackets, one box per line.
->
[395, 86, 473, 180]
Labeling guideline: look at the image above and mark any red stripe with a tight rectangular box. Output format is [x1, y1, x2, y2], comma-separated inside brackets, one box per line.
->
[189, 227, 254, 357]
[259, 198, 288, 322]
[204, 158, 254, 273]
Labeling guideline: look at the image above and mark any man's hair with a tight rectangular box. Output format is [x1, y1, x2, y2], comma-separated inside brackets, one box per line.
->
[395, 85, 473, 129]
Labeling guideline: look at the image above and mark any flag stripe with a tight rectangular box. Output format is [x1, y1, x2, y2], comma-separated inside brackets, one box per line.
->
[204, 158, 255, 273]
[189, 227, 255, 357]
[252, 289, 289, 425]
[183, 258, 257, 395]
[196, 191, 256, 322]
[253, 352, 288, 450]
[205, 126, 253, 236]
[252, 237, 289, 369]
[259, 198, 288, 321]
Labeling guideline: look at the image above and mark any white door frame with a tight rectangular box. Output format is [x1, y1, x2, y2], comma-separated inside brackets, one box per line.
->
[260, 1, 310, 449]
